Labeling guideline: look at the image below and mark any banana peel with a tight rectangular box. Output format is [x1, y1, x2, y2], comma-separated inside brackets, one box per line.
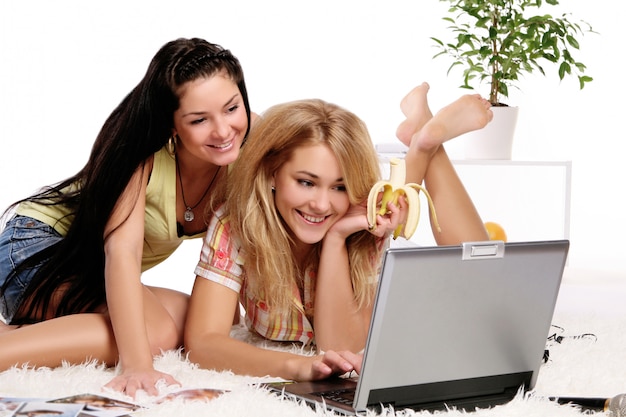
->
[367, 157, 440, 239]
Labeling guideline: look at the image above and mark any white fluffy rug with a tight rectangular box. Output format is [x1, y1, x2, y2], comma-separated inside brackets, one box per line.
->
[2, 269, 625, 417]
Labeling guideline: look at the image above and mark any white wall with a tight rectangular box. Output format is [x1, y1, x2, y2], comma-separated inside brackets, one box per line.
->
[1, 0, 623, 292]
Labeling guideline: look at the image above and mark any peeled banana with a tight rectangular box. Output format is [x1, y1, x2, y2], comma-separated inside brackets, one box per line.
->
[367, 157, 440, 239]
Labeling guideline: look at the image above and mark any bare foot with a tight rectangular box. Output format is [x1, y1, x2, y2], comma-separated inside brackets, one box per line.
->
[411, 94, 493, 152]
[395, 82, 433, 147]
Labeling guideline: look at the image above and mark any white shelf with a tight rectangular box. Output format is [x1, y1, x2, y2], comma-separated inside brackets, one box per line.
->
[379, 156, 572, 246]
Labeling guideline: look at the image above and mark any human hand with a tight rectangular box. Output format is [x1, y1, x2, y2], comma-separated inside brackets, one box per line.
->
[327, 199, 402, 241]
[292, 350, 363, 381]
[103, 368, 180, 398]
[368, 196, 407, 239]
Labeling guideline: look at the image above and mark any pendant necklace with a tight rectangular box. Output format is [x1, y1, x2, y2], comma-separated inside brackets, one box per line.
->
[176, 157, 221, 222]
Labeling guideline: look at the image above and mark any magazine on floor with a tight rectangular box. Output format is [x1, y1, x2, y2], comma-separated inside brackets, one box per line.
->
[1, 388, 227, 417]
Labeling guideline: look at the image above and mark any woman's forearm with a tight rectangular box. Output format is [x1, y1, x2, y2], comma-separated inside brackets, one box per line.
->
[186, 332, 308, 380]
[314, 234, 370, 352]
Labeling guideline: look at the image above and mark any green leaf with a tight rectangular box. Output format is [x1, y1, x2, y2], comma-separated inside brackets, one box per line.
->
[431, 37, 444, 46]
[558, 61, 572, 79]
[578, 75, 593, 89]
[566, 35, 580, 49]
[431, 0, 596, 99]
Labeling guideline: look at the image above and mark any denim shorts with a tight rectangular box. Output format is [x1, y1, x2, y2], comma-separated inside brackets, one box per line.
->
[0, 215, 62, 323]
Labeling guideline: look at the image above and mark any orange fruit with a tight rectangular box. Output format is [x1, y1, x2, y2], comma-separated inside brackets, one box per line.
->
[484, 221, 507, 242]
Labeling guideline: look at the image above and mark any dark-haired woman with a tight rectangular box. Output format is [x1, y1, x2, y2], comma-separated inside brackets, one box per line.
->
[0, 37, 251, 397]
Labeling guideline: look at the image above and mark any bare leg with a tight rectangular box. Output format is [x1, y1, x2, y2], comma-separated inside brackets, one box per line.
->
[0, 286, 189, 371]
[145, 286, 189, 349]
[0, 320, 17, 333]
[0, 313, 118, 369]
[396, 87, 491, 245]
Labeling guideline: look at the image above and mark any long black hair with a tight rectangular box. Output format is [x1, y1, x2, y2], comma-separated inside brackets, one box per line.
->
[1, 38, 251, 324]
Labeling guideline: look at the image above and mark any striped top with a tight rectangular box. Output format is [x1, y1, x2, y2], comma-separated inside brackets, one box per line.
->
[194, 206, 317, 345]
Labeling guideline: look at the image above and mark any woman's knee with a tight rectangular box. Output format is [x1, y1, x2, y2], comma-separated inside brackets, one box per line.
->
[148, 318, 180, 354]
[144, 286, 190, 353]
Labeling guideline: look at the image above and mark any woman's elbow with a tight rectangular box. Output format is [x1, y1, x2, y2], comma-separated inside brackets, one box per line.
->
[184, 330, 225, 368]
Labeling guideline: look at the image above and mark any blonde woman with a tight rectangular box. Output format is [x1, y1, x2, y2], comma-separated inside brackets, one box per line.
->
[185, 88, 492, 381]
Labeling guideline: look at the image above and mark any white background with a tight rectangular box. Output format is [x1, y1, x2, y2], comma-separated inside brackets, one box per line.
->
[1, 1, 623, 293]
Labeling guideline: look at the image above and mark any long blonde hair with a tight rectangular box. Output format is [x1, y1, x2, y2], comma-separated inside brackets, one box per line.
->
[217, 99, 382, 314]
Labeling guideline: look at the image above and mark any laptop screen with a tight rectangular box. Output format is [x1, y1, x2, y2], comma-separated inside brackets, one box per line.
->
[353, 240, 569, 411]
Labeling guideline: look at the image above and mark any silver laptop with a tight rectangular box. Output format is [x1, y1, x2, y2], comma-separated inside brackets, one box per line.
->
[266, 240, 569, 415]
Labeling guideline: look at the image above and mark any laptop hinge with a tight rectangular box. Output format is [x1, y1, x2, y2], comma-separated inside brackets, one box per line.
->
[462, 241, 505, 260]
[367, 371, 531, 412]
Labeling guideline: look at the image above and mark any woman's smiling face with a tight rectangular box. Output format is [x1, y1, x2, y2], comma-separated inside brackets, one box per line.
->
[172, 72, 248, 166]
[272, 143, 350, 248]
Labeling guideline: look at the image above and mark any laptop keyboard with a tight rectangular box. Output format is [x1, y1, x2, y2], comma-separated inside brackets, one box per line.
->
[313, 388, 355, 405]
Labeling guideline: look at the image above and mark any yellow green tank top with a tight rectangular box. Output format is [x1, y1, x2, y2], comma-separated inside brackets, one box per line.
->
[15, 147, 202, 271]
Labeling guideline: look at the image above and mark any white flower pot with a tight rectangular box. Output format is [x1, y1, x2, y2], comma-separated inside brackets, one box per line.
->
[463, 106, 519, 160]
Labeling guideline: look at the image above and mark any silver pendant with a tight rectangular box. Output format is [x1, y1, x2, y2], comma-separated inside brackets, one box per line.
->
[184, 208, 195, 222]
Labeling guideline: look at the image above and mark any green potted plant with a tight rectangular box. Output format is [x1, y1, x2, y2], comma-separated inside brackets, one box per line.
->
[431, 0, 595, 159]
